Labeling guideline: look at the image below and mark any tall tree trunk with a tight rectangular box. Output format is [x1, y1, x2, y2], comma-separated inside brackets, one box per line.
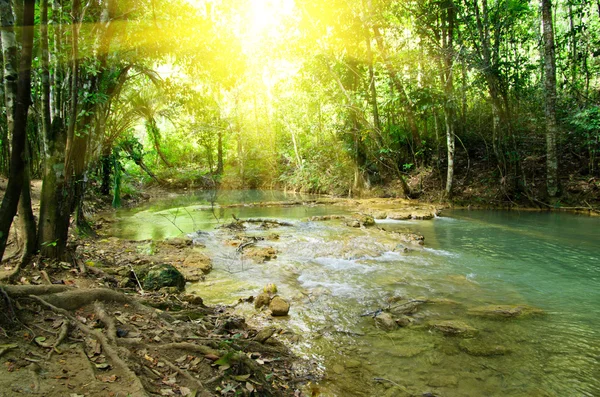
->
[4, 0, 36, 260]
[51, 0, 63, 121]
[216, 128, 224, 176]
[17, 143, 36, 263]
[1, 0, 17, 135]
[542, 0, 559, 197]
[0, 47, 8, 176]
[38, 0, 67, 257]
[40, 0, 81, 258]
[363, 1, 381, 135]
[0, 0, 35, 262]
[441, 0, 456, 197]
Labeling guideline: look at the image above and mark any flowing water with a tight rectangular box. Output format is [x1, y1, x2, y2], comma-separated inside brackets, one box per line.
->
[105, 191, 600, 396]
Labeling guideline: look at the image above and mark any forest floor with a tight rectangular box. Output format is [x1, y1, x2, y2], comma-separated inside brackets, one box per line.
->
[0, 180, 311, 397]
[0, 177, 440, 397]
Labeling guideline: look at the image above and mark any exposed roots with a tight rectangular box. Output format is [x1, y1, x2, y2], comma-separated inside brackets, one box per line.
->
[47, 319, 69, 359]
[1, 284, 73, 298]
[34, 287, 140, 311]
[30, 294, 147, 397]
[163, 357, 204, 389]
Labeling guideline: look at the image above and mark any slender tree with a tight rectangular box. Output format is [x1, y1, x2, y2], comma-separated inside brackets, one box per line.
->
[542, 0, 559, 197]
[0, 0, 36, 262]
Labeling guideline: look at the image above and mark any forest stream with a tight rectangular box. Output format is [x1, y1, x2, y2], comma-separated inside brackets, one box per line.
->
[102, 190, 600, 397]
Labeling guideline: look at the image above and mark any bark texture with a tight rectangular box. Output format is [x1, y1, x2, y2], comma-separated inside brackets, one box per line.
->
[0, 0, 35, 261]
[542, 0, 559, 197]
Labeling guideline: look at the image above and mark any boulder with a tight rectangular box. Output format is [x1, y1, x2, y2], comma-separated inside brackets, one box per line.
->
[347, 220, 361, 228]
[396, 232, 425, 245]
[373, 211, 388, 220]
[355, 214, 375, 227]
[269, 296, 290, 316]
[182, 294, 204, 306]
[387, 212, 412, 220]
[374, 312, 397, 331]
[395, 315, 414, 328]
[389, 300, 427, 315]
[162, 237, 193, 249]
[459, 339, 511, 356]
[467, 305, 544, 319]
[429, 320, 478, 337]
[142, 264, 186, 291]
[183, 252, 213, 274]
[244, 247, 277, 263]
[255, 292, 271, 309]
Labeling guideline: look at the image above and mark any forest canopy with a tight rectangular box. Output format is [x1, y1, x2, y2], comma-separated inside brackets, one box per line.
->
[0, 0, 599, 261]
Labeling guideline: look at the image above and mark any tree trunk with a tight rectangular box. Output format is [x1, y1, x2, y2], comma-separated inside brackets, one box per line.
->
[17, 144, 37, 263]
[441, 0, 456, 197]
[51, 0, 63, 121]
[0, 47, 8, 176]
[0, 0, 35, 262]
[40, 0, 81, 259]
[100, 150, 112, 195]
[216, 128, 224, 176]
[542, 0, 559, 197]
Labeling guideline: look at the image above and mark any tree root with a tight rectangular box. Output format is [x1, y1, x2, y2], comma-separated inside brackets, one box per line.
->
[162, 357, 204, 389]
[0, 261, 22, 283]
[29, 295, 147, 397]
[94, 302, 117, 344]
[28, 363, 41, 393]
[0, 343, 17, 357]
[0, 286, 16, 320]
[47, 320, 69, 359]
[158, 342, 222, 357]
[2, 284, 73, 298]
[36, 288, 141, 311]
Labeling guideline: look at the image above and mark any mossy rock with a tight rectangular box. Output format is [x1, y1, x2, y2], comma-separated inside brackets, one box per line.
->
[142, 264, 186, 291]
[459, 339, 511, 356]
[429, 320, 478, 337]
[467, 304, 544, 319]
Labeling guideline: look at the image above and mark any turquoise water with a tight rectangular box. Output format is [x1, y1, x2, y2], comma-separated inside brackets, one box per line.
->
[104, 194, 600, 396]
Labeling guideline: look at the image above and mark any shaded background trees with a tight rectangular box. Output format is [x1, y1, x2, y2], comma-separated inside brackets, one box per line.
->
[0, 0, 599, 262]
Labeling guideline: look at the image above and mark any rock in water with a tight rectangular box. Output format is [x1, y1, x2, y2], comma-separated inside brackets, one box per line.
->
[183, 252, 213, 274]
[459, 339, 511, 356]
[429, 320, 478, 337]
[143, 264, 186, 291]
[255, 292, 271, 309]
[467, 304, 544, 319]
[269, 296, 290, 316]
[375, 312, 397, 331]
[263, 283, 278, 294]
[395, 315, 414, 328]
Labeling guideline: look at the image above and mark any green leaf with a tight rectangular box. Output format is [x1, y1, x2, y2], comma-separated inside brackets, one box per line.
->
[213, 351, 234, 366]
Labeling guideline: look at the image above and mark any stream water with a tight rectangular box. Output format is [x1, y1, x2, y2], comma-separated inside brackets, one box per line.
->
[105, 191, 600, 396]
